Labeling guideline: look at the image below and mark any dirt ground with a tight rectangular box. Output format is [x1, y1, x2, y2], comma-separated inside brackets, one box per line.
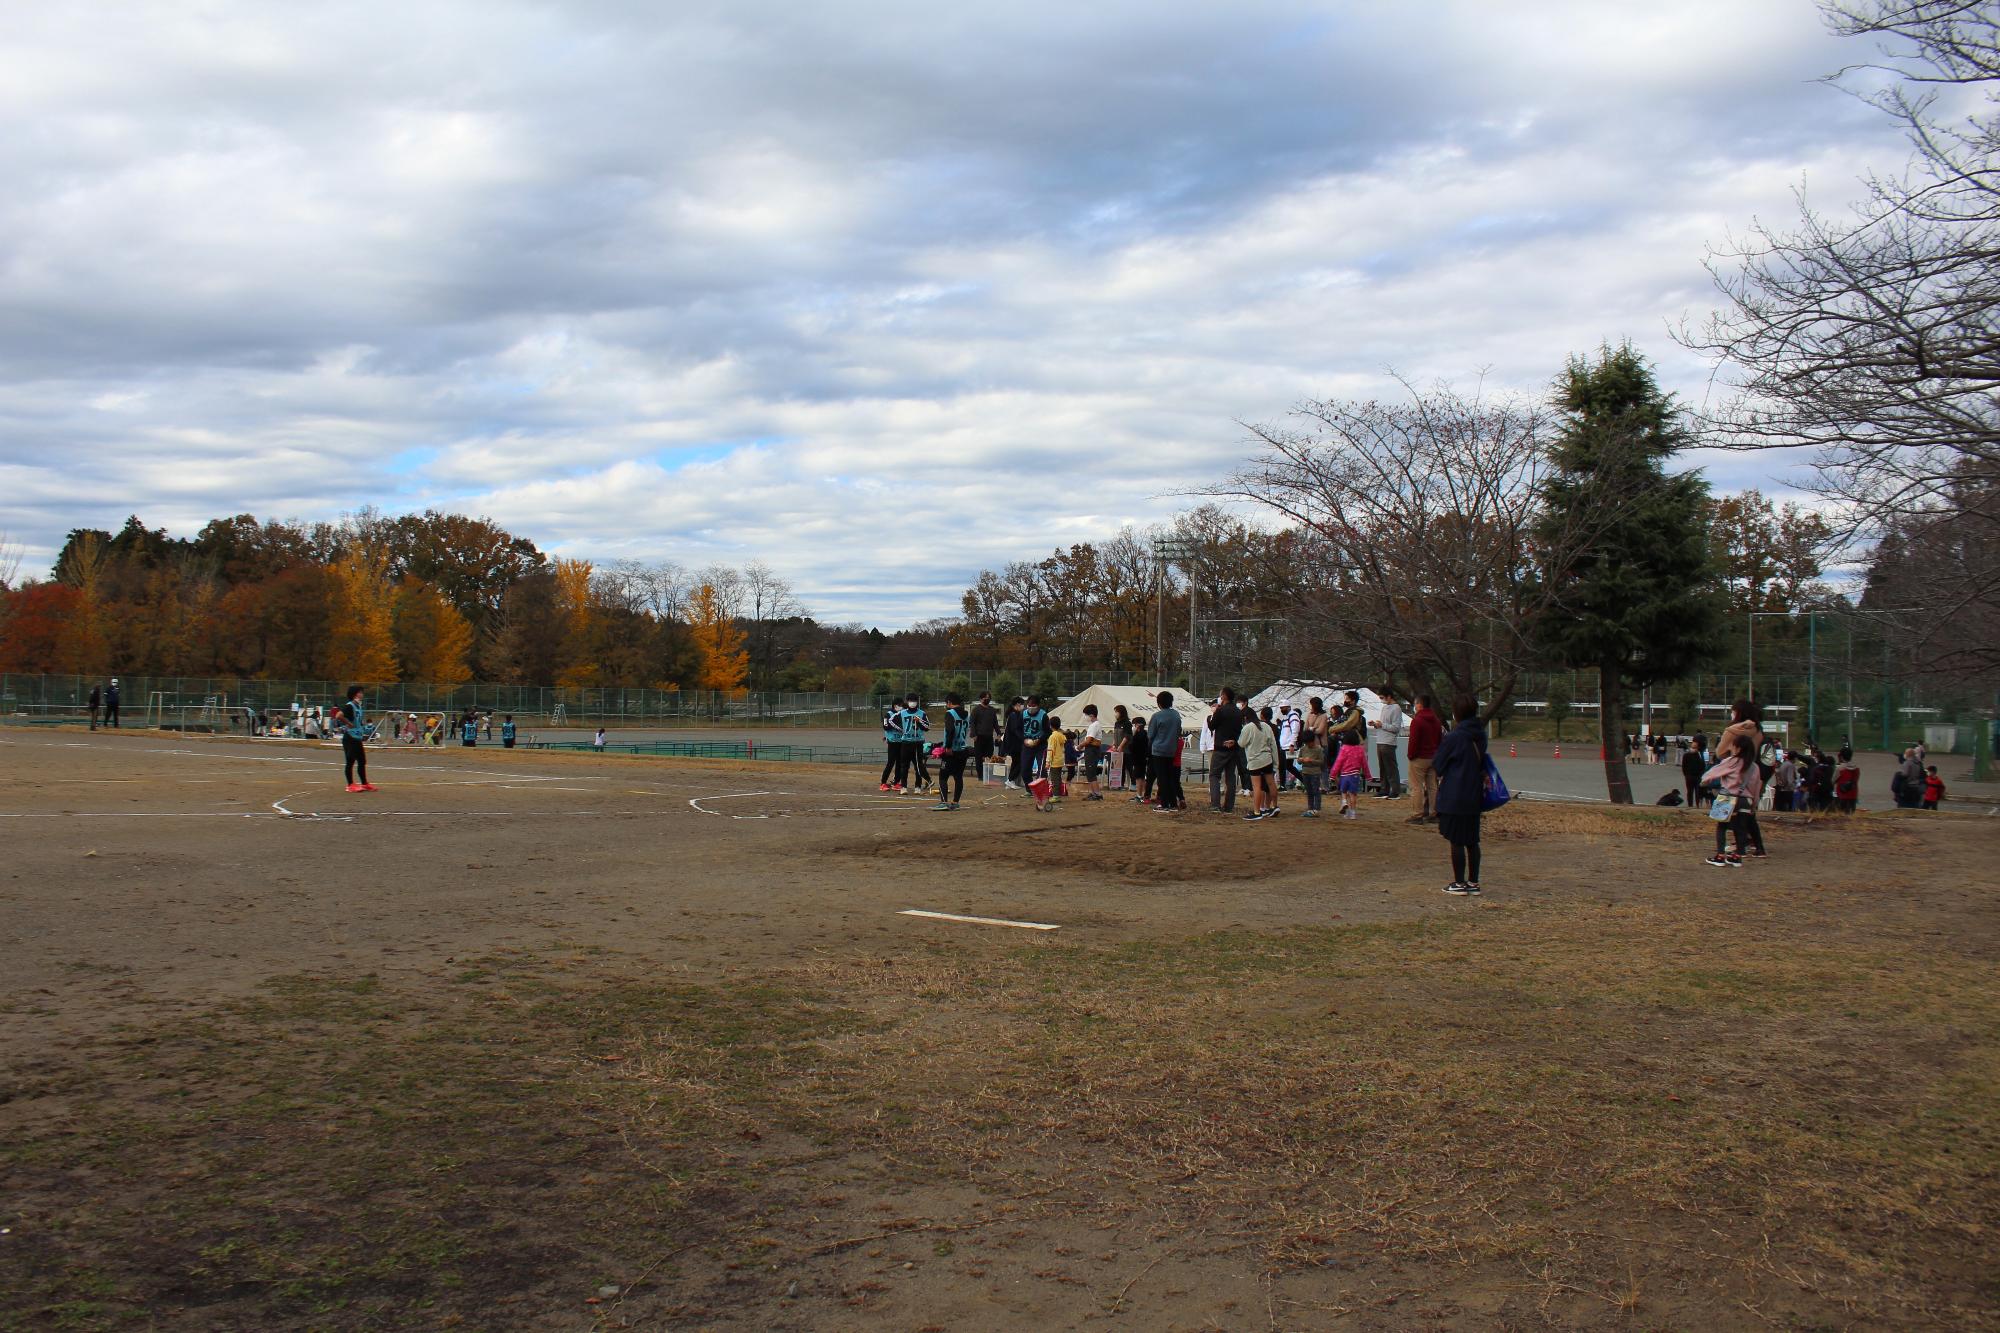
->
[2, 728, 1996, 1331]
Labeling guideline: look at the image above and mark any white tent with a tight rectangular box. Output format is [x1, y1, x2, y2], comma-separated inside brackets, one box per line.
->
[1248, 680, 1388, 718]
[1051, 684, 1197, 733]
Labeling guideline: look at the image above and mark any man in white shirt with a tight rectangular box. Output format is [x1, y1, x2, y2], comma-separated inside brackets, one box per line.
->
[1370, 695, 1406, 799]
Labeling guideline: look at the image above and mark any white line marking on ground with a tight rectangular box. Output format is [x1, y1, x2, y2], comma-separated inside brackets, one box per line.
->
[688, 791, 777, 818]
[899, 909, 1061, 931]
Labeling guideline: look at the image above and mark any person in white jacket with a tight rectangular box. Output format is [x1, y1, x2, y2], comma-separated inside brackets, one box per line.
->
[1370, 695, 1406, 799]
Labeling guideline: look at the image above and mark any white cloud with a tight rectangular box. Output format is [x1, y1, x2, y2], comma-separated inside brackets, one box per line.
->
[0, 0, 1912, 623]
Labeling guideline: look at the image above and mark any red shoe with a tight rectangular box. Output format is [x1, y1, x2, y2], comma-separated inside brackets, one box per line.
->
[879, 783, 892, 792]
[345, 783, 364, 793]
[360, 783, 378, 792]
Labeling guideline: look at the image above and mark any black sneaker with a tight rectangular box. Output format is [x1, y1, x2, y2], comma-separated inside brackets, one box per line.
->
[1705, 855, 1731, 868]
[1462, 882, 1481, 895]
[1443, 882, 1472, 895]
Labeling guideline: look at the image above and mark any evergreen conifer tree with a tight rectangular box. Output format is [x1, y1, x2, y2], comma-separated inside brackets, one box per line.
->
[1535, 345, 1723, 804]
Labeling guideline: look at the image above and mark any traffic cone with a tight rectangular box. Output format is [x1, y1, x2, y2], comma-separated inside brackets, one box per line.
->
[1509, 742, 1517, 758]
[1553, 744, 1562, 759]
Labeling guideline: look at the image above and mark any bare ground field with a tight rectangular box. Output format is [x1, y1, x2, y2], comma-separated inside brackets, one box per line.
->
[1, 728, 1996, 1331]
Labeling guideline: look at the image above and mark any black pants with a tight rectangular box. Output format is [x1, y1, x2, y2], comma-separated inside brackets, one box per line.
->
[342, 736, 368, 785]
[104, 703, 119, 727]
[89, 706, 99, 730]
[1153, 758, 1183, 809]
[1450, 841, 1483, 884]
[1684, 773, 1700, 806]
[892, 741, 919, 787]
[882, 743, 896, 784]
[940, 750, 968, 803]
[973, 736, 993, 780]
[1126, 748, 1149, 797]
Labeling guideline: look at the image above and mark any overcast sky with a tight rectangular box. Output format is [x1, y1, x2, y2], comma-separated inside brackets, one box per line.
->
[0, 1, 1909, 625]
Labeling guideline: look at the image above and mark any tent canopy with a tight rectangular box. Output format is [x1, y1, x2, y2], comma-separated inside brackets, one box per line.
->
[1051, 684, 1197, 733]
[1247, 680, 1386, 717]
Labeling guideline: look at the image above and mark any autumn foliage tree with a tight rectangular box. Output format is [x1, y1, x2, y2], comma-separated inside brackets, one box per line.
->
[688, 583, 748, 691]
[393, 580, 473, 685]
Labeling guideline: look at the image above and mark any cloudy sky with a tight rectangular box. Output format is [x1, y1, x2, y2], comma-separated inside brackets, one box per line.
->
[1, 1, 1909, 625]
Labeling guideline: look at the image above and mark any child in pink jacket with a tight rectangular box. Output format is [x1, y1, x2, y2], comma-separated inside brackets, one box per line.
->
[1330, 740, 1372, 820]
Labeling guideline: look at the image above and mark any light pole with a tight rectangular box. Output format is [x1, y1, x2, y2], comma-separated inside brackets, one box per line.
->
[1154, 539, 1197, 695]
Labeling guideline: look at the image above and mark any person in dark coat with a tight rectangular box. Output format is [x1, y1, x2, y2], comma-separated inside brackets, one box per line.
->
[1431, 696, 1490, 896]
[103, 678, 121, 727]
[88, 684, 101, 731]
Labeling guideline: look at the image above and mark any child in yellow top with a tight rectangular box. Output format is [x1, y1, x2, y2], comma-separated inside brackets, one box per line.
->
[1045, 718, 1069, 801]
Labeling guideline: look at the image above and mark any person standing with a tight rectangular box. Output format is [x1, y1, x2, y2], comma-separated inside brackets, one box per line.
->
[1701, 733, 1763, 868]
[104, 678, 121, 728]
[463, 714, 481, 747]
[1372, 692, 1406, 800]
[1330, 730, 1371, 819]
[1124, 710, 1152, 803]
[933, 693, 973, 812]
[1681, 732, 1708, 808]
[335, 685, 376, 793]
[501, 714, 517, 749]
[1432, 696, 1489, 895]
[1277, 704, 1303, 791]
[1207, 688, 1245, 813]
[1240, 706, 1281, 819]
[1405, 695, 1442, 824]
[87, 684, 101, 731]
[1891, 747, 1924, 809]
[1148, 691, 1184, 813]
[1834, 746, 1861, 813]
[1297, 730, 1327, 817]
[1019, 696, 1049, 789]
[879, 700, 901, 791]
[1080, 704, 1105, 801]
[1328, 690, 1363, 758]
[1002, 697, 1026, 789]
[970, 691, 1000, 782]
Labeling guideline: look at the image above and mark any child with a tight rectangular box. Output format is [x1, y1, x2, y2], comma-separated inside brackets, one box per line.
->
[501, 714, 517, 749]
[1328, 732, 1376, 816]
[1330, 732, 1371, 819]
[593, 727, 606, 750]
[1045, 716, 1068, 801]
[1923, 765, 1945, 810]
[1297, 735, 1327, 817]
[1701, 736, 1763, 867]
[1080, 704, 1105, 801]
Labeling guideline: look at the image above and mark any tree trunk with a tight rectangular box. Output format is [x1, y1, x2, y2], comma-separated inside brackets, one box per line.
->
[1599, 663, 1633, 805]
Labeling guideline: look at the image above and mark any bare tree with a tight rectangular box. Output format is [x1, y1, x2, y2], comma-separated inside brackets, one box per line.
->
[0, 532, 23, 590]
[739, 562, 810, 687]
[1684, 0, 2000, 677]
[1216, 379, 1564, 716]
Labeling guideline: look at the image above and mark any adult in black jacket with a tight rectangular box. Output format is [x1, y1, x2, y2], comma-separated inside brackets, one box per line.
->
[1002, 698, 1027, 788]
[969, 692, 1000, 780]
[1207, 689, 1245, 812]
[1432, 697, 1490, 896]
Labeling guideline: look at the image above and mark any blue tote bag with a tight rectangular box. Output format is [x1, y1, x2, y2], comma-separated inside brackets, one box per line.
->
[1480, 755, 1511, 811]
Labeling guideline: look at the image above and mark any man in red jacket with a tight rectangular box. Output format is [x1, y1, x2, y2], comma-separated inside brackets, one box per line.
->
[1405, 694, 1443, 824]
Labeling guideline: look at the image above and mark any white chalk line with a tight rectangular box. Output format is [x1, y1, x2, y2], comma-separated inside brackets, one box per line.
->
[900, 909, 1061, 931]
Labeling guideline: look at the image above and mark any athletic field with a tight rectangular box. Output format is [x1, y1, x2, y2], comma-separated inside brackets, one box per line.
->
[3, 729, 1995, 1329]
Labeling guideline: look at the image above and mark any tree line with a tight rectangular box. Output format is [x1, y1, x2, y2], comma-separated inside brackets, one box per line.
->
[0, 509, 943, 691]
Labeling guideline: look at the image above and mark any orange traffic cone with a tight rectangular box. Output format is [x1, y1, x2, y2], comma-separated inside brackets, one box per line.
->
[1553, 744, 1562, 759]
[1509, 742, 1517, 758]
